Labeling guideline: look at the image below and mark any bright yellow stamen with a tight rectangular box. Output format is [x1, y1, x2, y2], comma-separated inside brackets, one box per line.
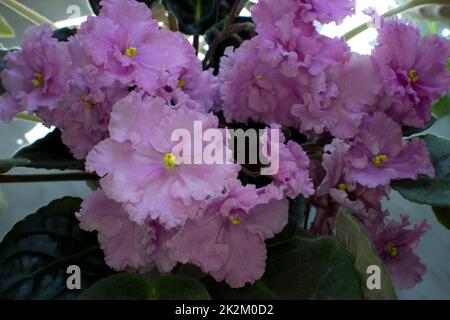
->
[125, 47, 137, 58]
[337, 183, 346, 191]
[373, 154, 388, 167]
[32, 72, 44, 87]
[163, 153, 177, 171]
[177, 79, 185, 89]
[384, 242, 398, 257]
[407, 69, 420, 84]
[81, 95, 93, 109]
[231, 217, 240, 225]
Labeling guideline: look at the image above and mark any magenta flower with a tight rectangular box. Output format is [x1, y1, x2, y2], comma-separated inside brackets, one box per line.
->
[86, 91, 239, 228]
[344, 112, 435, 188]
[0, 25, 70, 121]
[77, 190, 154, 271]
[372, 20, 450, 127]
[167, 179, 289, 288]
[372, 215, 429, 290]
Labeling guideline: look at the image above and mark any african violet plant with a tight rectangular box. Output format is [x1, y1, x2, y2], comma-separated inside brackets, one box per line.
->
[0, 0, 449, 300]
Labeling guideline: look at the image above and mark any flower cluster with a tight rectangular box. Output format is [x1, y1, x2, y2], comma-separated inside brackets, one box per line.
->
[1, 0, 449, 290]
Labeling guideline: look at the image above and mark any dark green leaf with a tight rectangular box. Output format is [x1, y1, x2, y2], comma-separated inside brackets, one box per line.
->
[432, 95, 450, 119]
[80, 273, 210, 300]
[432, 206, 450, 229]
[163, 0, 248, 35]
[393, 134, 450, 207]
[335, 209, 397, 300]
[11, 129, 85, 171]
[207, 236, 363, 299]
[0, 197, 112, 299]
[52, 28, 77, 42]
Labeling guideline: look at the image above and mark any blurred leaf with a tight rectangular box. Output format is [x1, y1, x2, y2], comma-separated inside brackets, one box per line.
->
[432, 206, 450, 229]
[79, 273, 210, 300]
[0, 197, 112, 299]
[0, 15, 14, 38]
[335, 209, 397, 300]
[11, 129, 84, 171]
[207, 236, 363, 299]
[162, 0, 248, 35]
[393, 134, 450, 207]
[432, 95, 450, 119]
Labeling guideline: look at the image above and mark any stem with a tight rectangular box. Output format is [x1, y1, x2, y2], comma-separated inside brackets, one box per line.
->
[193, 34, 200, 56]
[343, 0, 448, 41]
[14, 112, 43, 123]
[0, 173, 98, 183]
[0, 0, 56, 30]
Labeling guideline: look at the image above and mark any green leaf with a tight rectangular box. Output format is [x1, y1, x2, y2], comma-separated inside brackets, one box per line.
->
[80, 273, 210, 300]
[0, 15, 15, 38]
[0, 197, 112, 299]
[432, 95, 450, 119]
[52, 28, 77, 42]
[8, 129, 85, 172]
[432, 206, 450, 229]
[393, 134, 450, 207]
[0, 191, 7, 215]
[207, 236, 363, 299]
[335, 209, 397, 300]
[162, 0, 248, 35]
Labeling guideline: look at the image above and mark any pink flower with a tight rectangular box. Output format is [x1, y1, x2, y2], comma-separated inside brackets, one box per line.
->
[344, 112, 435, 187]
[86, 91, 239, 228]
[372, 20, 450, 127]
[77, 190, 154, 271]
[167, 179, 289, 288]
[264, 126, 314, 199]
[0, 25, 70, 121]
[372, 215, 429, 290]
[76, 0, 194, 94]
[252, 0, 355, 29]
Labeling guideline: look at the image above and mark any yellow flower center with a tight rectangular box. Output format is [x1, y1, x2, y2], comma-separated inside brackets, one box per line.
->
[384, 242, 398, 257]
[163, 153, 177, 171]
[231, 217, 241, 225]
[337, 183, 346, 191]
[124, 47, 137, 58]
[81, 95, 93, 109]
[373, 154, 388, 167]
[255, 74, 264, 81]
[32, 72, 44, 87]
[407, 69, 420, 84]
[177, 79, 185, 89]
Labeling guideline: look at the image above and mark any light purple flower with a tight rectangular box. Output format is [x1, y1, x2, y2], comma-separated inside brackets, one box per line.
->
[77, 0, 195, 94]
[252, 0, 355, 29]
[77, 190, 154, 271]
[86, 91, 239, 228]
[167, 179, 289, 288]
[372, 215, 429, 290]
[0, 25, 70, 121]
[372, 20, 450, 127]
[344, 112, 435, 187]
